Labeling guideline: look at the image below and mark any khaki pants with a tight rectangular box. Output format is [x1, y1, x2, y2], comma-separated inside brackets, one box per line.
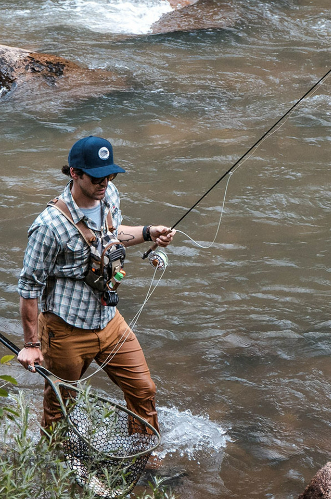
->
[38, 310, 159, 432]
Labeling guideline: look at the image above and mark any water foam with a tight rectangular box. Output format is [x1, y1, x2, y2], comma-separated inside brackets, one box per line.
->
[44, 0, 173, 34]
[157, 406, 229, 461]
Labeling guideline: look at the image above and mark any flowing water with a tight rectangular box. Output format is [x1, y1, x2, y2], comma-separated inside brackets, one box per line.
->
[0, 0, 331, 497]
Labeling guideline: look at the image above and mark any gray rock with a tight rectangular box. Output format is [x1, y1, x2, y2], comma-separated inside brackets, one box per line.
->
[298, 463, 331, 499]
[151, 0, 240, 34]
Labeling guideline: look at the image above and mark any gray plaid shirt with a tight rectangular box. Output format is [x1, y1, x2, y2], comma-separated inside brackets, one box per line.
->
[18, 181, 122, 329]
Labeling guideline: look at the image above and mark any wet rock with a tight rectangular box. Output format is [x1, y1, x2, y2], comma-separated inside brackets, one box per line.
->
[298, 463, 331, 499]
[151, 0, 240, 34]
[0, 44, 128, 100]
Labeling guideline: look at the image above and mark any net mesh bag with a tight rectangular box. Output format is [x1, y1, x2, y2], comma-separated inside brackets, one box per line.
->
[62, 387, 160, 498]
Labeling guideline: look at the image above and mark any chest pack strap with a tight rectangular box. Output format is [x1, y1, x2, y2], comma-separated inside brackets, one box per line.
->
[47, 198, 115, 245]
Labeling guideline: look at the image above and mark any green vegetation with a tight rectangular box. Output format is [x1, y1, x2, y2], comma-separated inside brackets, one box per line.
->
[0, 356, 176, 499]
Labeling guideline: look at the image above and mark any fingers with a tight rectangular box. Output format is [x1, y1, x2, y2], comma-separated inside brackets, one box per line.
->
[151, 226, 176, 247]
[17, 348, 43, 372]
[157, 231, 176, 247]
[156, 236, 171, 247]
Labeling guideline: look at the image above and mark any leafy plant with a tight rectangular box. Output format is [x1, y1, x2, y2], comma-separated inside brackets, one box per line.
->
[138, 477, 176, 499]
[0, 354, 17, 397]
[0, 384, 177, 499]
[0, 354, 19, 419]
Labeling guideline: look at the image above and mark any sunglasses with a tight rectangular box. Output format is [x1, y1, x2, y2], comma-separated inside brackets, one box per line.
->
[87, 173, 117, 185]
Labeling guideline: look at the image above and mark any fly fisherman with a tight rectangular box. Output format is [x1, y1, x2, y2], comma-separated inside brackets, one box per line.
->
[17, 135, 175, 434]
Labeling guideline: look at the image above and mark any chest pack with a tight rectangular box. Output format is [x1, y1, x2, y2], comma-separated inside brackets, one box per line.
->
[48, 198, 126, 306]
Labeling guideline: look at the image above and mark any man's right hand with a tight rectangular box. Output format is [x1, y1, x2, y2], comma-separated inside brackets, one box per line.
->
[17, 347, 44, 373]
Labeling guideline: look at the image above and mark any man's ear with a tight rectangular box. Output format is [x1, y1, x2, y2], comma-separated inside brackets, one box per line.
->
[70, 167, 80, 180]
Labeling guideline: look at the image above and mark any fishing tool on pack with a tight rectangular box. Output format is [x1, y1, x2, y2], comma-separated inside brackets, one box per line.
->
[0, 331, 160, 499]
[85, 236, 126, 307]
[142, 67, 331, 259]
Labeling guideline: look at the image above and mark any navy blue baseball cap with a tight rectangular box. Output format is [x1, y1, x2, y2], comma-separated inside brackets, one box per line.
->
[68, 136, 125, 177]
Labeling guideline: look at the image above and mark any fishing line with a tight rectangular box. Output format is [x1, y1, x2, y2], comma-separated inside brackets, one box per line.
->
[142, 67, 331, 260]
[171, 67, 331, 231]
[176, 171, 232, 249]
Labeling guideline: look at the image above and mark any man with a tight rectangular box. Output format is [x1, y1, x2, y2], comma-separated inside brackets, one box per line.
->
[17, 135, 175, 433]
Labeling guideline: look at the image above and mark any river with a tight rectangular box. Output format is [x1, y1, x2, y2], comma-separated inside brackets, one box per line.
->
[0, 0, 331, 497]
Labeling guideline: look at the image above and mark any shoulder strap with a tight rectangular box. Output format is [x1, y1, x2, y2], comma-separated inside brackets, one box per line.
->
[106, 210, 115, 233]
[47, 198, 96, 246]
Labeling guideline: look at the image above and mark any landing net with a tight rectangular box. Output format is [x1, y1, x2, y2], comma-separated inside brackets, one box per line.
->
[62, 388, 160, 498]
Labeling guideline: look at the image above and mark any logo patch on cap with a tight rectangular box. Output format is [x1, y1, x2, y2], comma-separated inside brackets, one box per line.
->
[98, 147, 110, 160]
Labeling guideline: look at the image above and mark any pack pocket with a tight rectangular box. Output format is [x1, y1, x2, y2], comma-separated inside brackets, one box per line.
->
[84, 269, 104, 292]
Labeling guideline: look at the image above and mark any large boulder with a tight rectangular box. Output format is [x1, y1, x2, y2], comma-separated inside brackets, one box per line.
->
[0, 0, 239, 103]
[0, 44, 128, 100]
[151, 0, 240, 34]
[298, 463, 331, 499]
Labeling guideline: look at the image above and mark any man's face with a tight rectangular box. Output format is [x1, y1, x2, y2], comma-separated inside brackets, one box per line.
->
[77, 173, 109, 201]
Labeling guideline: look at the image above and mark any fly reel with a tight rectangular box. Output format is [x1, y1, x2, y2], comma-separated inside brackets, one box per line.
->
[148, 249, 168, 270]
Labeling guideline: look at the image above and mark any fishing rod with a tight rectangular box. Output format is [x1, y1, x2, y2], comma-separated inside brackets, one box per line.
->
[142, 67, 331, 260]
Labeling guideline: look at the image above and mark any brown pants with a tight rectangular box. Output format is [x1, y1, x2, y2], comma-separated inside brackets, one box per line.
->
[38, 310, 159, 432]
